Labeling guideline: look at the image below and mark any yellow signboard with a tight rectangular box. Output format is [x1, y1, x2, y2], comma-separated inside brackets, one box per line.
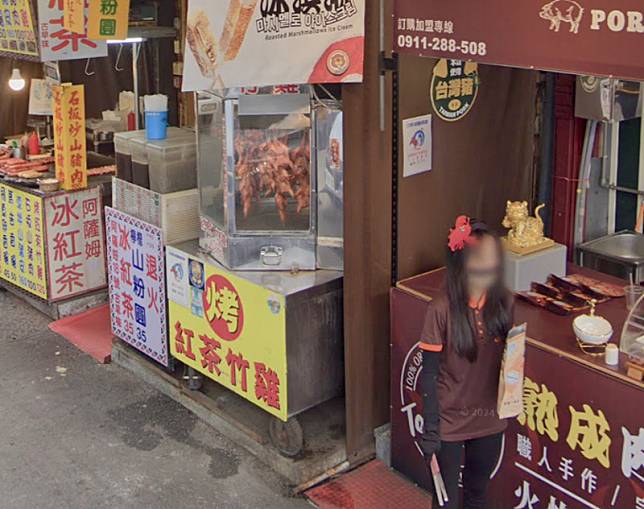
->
[63, 0, 85, 34]
[88, 0, 131, 40]
[0, 184, 47, 298]
[167, 246, 288, 420]
[52, 84, 87, 192]
[0, 0, 39, 57]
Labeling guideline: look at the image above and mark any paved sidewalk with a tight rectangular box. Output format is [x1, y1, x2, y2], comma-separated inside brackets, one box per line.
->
[0, 291, 309, 509]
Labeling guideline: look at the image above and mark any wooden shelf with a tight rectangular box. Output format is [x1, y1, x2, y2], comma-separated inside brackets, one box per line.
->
[127, 26, 177, 40]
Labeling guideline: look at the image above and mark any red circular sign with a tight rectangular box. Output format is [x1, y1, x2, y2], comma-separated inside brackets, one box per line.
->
[202, 275, 244, 341]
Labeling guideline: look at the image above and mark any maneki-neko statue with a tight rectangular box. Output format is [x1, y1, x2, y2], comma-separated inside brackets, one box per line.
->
[502, 201, 555, 255]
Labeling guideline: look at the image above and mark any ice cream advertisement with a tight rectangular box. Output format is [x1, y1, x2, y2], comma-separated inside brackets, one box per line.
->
[182, 0, 365, 90]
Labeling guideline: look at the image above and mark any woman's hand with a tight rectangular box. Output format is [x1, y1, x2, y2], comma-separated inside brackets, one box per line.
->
[420, 432, 441, 460]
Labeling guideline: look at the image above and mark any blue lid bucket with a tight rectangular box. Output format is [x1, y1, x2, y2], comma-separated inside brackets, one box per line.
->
[145, 111, 168, 140]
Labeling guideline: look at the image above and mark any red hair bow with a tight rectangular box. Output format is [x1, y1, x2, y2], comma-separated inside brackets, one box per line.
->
[448, 215, 477, 252]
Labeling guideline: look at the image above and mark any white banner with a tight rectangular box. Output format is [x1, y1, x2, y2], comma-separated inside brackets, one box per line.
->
[166, 247, 190, 308]
[182, 0, 365, 91]
[402, 114, 432, 178]
[45, 187, 107, 300]
[37, 0, 107, 62]
[29, 79, 53, 117]
[106, 207, 168, 367]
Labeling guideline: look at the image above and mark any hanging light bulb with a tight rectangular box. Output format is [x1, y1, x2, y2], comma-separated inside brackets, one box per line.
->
[8, 68, 25, 91]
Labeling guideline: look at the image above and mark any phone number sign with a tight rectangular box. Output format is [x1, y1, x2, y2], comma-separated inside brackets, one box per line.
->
[394, 0, 644, 81]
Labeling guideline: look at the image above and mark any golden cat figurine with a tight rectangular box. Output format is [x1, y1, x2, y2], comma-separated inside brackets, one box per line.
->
[502, 201, 554, 254]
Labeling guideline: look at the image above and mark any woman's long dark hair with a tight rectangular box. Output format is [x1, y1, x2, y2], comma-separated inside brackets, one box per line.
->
[446, 219, 513, 362]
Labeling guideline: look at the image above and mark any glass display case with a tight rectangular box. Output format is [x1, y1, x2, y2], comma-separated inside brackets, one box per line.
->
[314, 101, 343, 270]
[197, 88, 317, 270]
[621, 294, 644, 363]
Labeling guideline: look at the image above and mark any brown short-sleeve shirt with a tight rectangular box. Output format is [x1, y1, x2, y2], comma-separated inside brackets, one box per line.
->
[420, 295, 507, 442]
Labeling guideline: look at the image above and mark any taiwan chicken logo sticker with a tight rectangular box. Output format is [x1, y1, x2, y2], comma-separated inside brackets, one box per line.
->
[203, 274, 244, 341]
[430, 59, 479, 122]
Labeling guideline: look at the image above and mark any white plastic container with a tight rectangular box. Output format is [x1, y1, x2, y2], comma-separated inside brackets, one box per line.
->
[114, 130, 145, 182]
[147, 130, 197, 193]
[129, 135, 150, 188]
[112, 177, 200, 244]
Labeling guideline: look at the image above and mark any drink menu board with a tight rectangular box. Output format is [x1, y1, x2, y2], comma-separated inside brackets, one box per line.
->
[0, 184, 47, 298]
[0, 0, 39, 58]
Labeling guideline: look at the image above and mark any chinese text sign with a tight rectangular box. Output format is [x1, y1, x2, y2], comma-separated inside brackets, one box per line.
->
[394, 0, 644, 81]
[45, 187, 107, 301]
[0, 185, 47, 298]
[63, 0, 85, 34]
[166, 245, 288, 420]
[38, 0, 107, 61]
[489, 345, 643, 509]
[0, 0, 39, 57]
[88, 0, 130, 40]
[106, 207, 168, 366]
[182, 0, 365, 90]
[52, 84, 87, 191]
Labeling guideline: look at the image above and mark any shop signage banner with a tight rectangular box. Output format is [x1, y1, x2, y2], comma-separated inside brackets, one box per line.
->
[402, 114, 432, 177]
[489, 346, 643, 509]
[0, 185, 47, 299]
[38, 0, 107, 61]
[52, 84, 88, 191]
[29, 79, 54, 116]
[106, 208, 168, 366]
[393, 0, 644, 81]
[63, 0, 85, 34]
[46, 188, 106, 301]
[182, 0, 365, 91]
[0, 0, 39, 57]
[166, 245, 288, 420]
[88, 0, 130, 40]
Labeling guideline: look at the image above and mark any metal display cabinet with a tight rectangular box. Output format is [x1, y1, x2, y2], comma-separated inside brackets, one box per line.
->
[196, 89, 317, 271]
[167, 241, 343, 456]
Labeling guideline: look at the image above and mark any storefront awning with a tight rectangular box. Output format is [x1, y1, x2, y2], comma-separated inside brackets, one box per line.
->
[394, 0, 644, 81]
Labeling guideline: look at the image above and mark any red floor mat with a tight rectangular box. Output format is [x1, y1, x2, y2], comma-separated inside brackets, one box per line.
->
[306, 460, 431, 509]
[48, 304, 112, 364]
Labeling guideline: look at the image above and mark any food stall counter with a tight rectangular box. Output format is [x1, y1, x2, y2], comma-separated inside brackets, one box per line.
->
[0, 178, 108, 303]
[390, 265, 643, 509]
[396, 265, 642, 389]
[166, 241, 344, 424]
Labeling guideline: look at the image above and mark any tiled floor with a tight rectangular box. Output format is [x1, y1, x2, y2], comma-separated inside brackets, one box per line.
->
[306, 460, 431, 509]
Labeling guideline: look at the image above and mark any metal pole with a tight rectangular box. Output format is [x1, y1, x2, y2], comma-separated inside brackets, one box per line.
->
[132, 42, 140, 130]
[573, 120, 598, 248]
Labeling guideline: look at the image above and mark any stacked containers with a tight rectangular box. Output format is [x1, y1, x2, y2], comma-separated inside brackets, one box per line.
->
[114, 130, 145, 183]
[146, 129, 197, 193]
[130, 135, 150, 188]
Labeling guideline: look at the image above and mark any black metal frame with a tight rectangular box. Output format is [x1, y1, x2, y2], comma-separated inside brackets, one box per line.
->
[381, 51, 400, 285]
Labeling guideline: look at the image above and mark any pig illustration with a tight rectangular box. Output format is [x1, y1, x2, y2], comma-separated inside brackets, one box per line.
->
[539, 0, 584, 33]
